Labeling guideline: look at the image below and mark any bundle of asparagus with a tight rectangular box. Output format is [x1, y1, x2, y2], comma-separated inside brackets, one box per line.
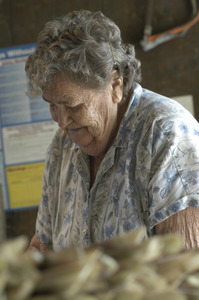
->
[1, 228, 199, 300]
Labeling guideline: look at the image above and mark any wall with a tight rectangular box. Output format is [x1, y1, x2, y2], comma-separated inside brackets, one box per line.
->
[1, 0, 199, 240]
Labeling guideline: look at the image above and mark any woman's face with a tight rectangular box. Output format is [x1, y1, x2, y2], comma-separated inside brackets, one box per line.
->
[42, 73, 123, 158]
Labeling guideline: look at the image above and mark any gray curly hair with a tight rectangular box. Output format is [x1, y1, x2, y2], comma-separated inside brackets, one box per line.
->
[25, 9, 141, 98]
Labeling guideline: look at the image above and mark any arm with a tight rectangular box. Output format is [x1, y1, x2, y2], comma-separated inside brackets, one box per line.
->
[27, 234, 51, 253]
[155, 207, 199, 249]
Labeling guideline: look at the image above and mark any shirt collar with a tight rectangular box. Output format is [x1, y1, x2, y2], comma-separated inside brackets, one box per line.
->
[112, 83, 142, 149]
[124, 83, 143, 117]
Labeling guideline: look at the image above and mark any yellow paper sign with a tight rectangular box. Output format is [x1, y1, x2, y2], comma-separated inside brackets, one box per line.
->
[6, 162, 45, 209]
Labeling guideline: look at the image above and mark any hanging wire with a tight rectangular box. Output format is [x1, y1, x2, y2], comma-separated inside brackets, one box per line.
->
[141, 0, 199, 51]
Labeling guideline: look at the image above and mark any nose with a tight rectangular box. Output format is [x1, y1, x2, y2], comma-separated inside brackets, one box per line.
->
[57, 106, 72, 129]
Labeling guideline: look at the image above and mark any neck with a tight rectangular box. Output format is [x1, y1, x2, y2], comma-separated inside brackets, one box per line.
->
[90, 155, 104, 188]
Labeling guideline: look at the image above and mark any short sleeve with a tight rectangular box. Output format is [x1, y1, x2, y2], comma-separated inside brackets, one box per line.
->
[148, 114, 199, 228]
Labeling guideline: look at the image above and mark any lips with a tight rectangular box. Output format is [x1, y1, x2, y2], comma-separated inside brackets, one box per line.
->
[68, 128, 81, 132]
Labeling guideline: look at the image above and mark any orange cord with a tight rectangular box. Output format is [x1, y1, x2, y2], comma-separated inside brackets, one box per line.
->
[148, 10, 199, 42]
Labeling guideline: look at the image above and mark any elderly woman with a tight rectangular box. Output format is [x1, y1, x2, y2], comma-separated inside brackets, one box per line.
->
[26, 10, 199, 252]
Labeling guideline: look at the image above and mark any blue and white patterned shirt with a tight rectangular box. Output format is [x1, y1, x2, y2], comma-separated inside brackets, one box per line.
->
[36, 84, 199, 252]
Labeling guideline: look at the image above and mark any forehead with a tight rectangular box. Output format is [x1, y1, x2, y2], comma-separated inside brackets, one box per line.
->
[42, 74, 87, 103]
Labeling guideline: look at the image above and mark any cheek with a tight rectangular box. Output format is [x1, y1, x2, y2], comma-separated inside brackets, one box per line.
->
[75, 106, 96, 125]
[87, 109, 106, 136]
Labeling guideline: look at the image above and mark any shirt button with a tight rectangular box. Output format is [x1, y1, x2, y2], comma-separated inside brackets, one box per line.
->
[82, 229, 87, 235]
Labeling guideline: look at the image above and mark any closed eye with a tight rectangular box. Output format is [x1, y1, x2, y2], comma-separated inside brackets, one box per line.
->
[67, 103, 83, 111]
[50, 103, 57, 110]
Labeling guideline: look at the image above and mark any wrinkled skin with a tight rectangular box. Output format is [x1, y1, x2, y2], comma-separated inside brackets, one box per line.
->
[42, 72, 124, 160]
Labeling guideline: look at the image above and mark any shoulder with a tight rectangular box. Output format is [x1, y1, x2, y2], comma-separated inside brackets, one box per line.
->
[46, 128, 72, 158]
[140, 87, 190, 119]
[133, 85, 199, 138]
[44, 128, 75, 176]
[50, 128, 69, 149]
[133, 84, 191, 117]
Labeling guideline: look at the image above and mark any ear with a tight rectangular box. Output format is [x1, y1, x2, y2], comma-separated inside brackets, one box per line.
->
[111, 71, 123, 104]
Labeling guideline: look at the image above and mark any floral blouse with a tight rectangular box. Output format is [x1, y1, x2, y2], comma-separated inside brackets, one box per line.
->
[36, 84, 199, 251]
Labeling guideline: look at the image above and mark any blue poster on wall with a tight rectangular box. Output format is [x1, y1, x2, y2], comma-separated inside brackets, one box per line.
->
[0, 43, 57, 211]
